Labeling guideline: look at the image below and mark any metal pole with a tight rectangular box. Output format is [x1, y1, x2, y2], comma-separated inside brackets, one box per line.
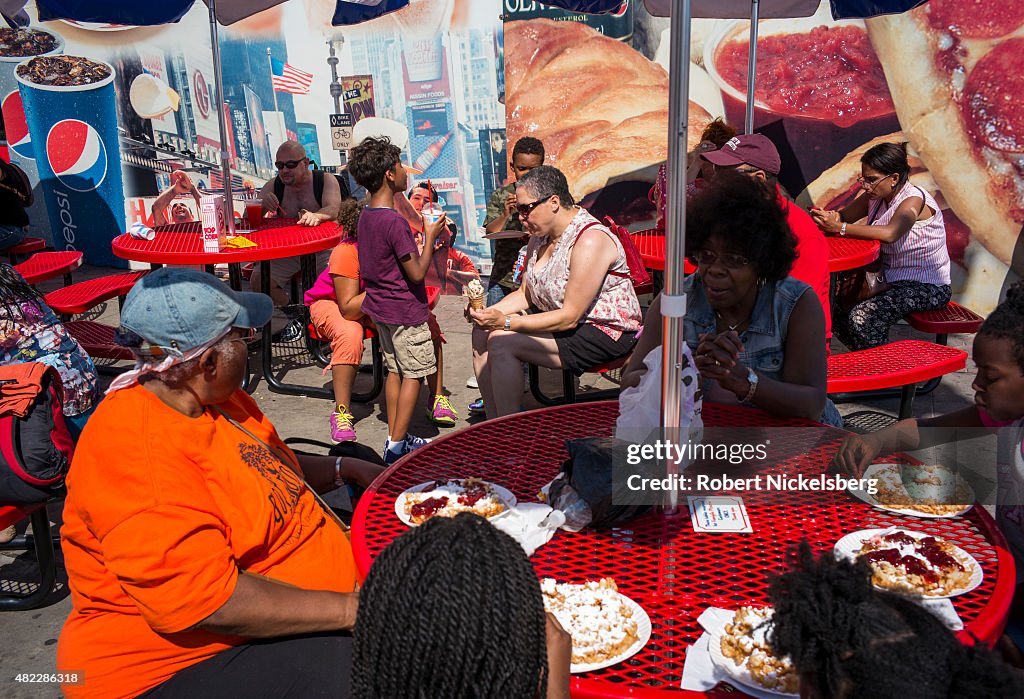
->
[267, 47, 281, 113]
[744, 0, 761, 134]
[327, 39, 347, 165]
[661, 0, 693, 515]
[207, 0, 235, 234]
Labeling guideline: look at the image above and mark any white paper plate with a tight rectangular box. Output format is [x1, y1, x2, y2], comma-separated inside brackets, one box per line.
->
[848, 463, 974, 519]
[59, 20, 138, 31]
[833, 528, 983, 598]
[570, 594, 652, 674]
[707, 615, 798, 697]
[394, 479, 516, 527]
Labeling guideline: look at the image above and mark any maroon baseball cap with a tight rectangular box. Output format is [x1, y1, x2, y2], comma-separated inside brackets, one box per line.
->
[701, 134, 781, 175]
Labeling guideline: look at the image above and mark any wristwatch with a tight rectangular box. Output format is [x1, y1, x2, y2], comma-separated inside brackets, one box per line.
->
[839, 222, 848, 236]
[503, 315, 513, 331]
[741, 368, 759, 403]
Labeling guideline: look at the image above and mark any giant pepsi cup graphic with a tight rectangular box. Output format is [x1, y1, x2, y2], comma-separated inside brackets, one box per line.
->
[0, 27, 64, 239]
[16, 58, 126, 267]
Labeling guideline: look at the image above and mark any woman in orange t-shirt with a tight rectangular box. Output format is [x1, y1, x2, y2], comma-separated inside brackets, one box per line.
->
[57, 268, 383, 699]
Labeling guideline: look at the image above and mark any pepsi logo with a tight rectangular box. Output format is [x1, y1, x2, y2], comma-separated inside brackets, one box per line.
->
[2, 91, 33, 161]
[612, 0, 629, 18]
[46, 120, 108, 192]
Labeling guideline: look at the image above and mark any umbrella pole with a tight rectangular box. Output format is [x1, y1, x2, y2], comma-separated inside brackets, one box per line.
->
[207, 0, 236, 234]
[661, 0, 693, 515]
[744, 0, 760, 134]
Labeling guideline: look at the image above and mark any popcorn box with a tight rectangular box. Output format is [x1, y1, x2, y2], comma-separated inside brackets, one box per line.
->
[199, 195, 226, 253]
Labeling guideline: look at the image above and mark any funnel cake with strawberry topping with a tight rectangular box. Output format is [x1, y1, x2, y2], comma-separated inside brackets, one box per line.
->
[399, 478, 509, 525]
[856, 530, 975, 597]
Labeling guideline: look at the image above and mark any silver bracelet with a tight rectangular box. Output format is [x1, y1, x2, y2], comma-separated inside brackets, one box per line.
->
[334, 456, 345, 486]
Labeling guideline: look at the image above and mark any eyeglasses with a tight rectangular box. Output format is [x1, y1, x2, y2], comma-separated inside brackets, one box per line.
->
[275, 158, 307, 170]
[515, 195, 552, 219]
[856, 173, 894, 188]
[694, 249, 750, 269]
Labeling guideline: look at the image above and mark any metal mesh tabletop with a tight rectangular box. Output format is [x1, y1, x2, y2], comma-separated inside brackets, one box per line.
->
[826, 236, 880, 272]
[111, 219, 340, 265]
[351, 401, 1013, 698]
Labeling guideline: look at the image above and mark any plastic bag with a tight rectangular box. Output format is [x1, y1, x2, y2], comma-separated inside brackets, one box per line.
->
[615, 343, 703, 460]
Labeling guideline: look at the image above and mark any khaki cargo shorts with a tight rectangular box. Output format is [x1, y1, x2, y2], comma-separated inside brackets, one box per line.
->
[376, 321, 436, 379]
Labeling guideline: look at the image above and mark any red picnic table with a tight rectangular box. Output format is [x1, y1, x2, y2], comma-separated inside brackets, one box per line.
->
[351, 401, 1014, 698]
[826, 236, 881, 273]
[630, 229, 881, 274]
[112, 218, 341, 399]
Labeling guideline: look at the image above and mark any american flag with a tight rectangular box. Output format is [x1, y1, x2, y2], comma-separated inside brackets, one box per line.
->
[270, 58, 313, 95]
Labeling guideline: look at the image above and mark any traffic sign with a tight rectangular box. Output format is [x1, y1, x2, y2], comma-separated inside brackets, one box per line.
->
[331, 113, 353, 151]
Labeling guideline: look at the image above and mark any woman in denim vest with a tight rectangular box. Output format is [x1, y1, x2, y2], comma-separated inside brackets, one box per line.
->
[624, 172, 841, 427]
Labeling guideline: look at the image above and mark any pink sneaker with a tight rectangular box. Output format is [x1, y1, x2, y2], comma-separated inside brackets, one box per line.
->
[428, 395, 458, 426]
[330, 406, 357, 443]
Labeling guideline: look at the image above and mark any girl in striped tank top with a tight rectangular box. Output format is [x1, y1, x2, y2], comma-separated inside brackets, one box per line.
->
[811, 142, 951, 350]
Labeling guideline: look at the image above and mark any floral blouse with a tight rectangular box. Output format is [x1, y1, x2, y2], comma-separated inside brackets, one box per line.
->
[523, 208, 642, 340]
[1, 299, 99, 417]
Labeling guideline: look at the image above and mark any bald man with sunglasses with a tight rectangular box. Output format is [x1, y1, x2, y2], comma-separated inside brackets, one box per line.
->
[252, 142, 342, 334]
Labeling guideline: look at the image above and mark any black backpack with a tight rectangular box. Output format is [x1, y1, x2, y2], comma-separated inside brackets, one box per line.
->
[273, 169, 352, 205]
[0, 364, 74, 505]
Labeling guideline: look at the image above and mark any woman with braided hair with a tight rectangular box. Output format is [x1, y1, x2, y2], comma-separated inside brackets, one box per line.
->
[768, 542, 1022, 697]
[352, 512, 571, 698]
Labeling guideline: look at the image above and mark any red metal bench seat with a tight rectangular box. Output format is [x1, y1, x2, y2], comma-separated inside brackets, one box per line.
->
[64, 320, 134, 361]
[906, 301, 984, 341]
[828, 340, 967, 419]
[44, 271, 148, 316]
[3, 236, 45, 262]
[14, 251, 83, 286]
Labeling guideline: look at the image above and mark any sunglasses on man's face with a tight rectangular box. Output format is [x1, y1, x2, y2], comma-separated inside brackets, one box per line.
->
[275, 158, 307, 170]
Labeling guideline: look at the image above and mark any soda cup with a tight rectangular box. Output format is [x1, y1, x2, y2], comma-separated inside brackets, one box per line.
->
[0, 27, 64, 240]
[243, 198, 263, 230]
[16, 55, 127, 267]
[511, 244, 528, 286]
[199, 194, 226, 253]
[421, 204, 444, 225]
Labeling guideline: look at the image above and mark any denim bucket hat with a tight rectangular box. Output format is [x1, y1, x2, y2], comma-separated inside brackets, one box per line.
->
[120, 267, 273, 358]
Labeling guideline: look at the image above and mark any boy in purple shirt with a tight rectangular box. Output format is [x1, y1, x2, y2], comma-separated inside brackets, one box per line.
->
[349, 136, 446, 464]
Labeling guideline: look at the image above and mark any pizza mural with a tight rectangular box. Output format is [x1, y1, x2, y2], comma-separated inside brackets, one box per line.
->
[505, 0, 1024, 314]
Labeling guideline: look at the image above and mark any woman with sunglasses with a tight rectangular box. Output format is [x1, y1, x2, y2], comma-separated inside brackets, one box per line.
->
[809, 142, 951, 350]
[468, 165, 641, 419]
[623, 172, 842, 426]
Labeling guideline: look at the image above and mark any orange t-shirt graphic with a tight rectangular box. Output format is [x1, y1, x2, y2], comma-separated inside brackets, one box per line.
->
[57, 386, 356, 698]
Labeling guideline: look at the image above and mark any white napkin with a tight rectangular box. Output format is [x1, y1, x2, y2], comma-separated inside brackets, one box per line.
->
[921, 597, 964, 630]
[129, 221, 155, 240]
[491, 503, 564, 556]
[681, 600, 962, 693]
[682, 607, 787, 698]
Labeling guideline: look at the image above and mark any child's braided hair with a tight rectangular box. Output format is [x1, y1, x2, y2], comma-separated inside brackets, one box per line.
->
[352, 512, 548, 698]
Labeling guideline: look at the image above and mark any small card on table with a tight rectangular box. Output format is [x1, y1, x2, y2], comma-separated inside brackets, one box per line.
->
[687, 496, 752, 533]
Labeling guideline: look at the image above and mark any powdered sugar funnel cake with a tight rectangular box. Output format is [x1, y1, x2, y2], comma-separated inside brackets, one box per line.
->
[541, 578, 652, 673]
[709, 606, 798, 696]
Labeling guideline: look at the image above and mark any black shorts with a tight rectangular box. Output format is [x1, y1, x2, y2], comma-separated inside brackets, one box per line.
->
[552, 323, 637, 376]
[137, 632, 351, 698]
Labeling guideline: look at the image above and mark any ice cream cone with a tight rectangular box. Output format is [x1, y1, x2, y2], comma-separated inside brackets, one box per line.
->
[468, 294, 485, 311]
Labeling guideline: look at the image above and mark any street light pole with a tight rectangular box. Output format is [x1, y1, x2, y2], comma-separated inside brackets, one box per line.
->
[327, 38, 345, 164]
